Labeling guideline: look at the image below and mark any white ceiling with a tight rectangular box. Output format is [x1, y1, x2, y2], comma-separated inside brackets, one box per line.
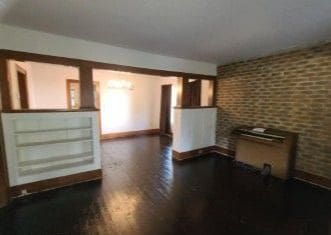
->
[1, 0, 331, 64]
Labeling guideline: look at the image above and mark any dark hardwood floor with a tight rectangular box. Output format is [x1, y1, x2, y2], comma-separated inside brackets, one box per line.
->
[0, 136, 330, 235]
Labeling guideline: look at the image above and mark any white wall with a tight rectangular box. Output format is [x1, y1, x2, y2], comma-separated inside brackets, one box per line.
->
[7, 60, 33, 109]
[201, 80, 212, 106]
[7, 61, 178, 134]
[7, 60, 79, 109]
[173, 108, 216, 152]
[93, 69, 178, 134]
[0, 24, 216, 76]
[28, 62, 79, 109]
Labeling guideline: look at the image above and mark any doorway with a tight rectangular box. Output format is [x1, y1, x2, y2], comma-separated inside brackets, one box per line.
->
[66, 79, 100, 109]
[182, 78, 201, 106]
[66, 79, 102, 134]
[16, 66, 29, 109]
[160, 84, 172, 136]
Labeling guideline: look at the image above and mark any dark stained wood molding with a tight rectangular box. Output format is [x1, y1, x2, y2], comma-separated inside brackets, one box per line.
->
[10, 169, 102, 198]
[1, 50, 80, 67]
[0, 56, 11, 110]
[294, 170, 331, 190]
[1, 108, 99, 113]
[172, 146, 216, 161]
[79, 64, 95, 108]
[0, 55, 10, 207]
[212, 145, 235, 158]
[101, 129, 160, 140]
[213, 79, 218, 106]
[0, 115, 9, 207]
[0, 49, 216, 80]
[160, 85, 172, 135]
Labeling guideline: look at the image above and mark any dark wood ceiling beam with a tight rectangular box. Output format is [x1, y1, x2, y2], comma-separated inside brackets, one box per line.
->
[0, 49, 216, 80]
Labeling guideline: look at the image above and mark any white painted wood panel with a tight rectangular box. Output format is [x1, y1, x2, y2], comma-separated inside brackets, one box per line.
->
[173, 108, 216, 153]
[1, 111, 101, 186]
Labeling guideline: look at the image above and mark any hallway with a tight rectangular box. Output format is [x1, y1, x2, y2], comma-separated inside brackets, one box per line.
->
[0, 136, 330, 235]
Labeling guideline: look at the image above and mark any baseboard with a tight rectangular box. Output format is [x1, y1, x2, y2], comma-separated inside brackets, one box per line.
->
[10, 169, 102, 198]
[294, 170, 331, 190]
[172, 146, 215, 161]
[212, 145, 235, 158]
[101, 129, 160, 140]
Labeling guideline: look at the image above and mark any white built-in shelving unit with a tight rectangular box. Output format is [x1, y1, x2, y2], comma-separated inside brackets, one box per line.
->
[1, 111, 101, 186]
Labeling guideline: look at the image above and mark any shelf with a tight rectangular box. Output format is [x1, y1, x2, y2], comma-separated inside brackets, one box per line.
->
[19, 152, 93, 167]
[19, 156, 94, 176]
[15, 127, 92, 134]
[17, 137, 93, 148]
[2, 111, 101, 186]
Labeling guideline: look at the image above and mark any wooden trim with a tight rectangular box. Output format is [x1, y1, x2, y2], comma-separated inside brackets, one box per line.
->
[160, 84, 172, 135]
[66, 79, 101, 108]
[0, 50, 216, 80]
[10, 169, 102, 198]
[101, 129, 160, 140]
[0, 56, 11, 110]
[0, 115, 9, 207]
[79, 64, 94, 108]
[172, 146, 215, 161]
[294, 170, 331, 190]
[213, 79, 218, 106]
[16, 65, 30, 109]
[0, 56, 10, 207]
[15, 64, 27, 75]
[212, 145, 235, 158]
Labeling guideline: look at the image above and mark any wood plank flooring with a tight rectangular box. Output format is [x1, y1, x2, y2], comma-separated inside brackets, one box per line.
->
[0, 136, 330, 235]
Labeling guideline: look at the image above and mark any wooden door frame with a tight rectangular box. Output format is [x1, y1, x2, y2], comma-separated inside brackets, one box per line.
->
[66, 79, 100, 109]
[66, 79, 102, 135]
[160, 84, 172, 136]
[16, 65, 29, 109]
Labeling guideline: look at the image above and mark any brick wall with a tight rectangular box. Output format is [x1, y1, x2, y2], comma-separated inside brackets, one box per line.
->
[216, 43, 331, 179]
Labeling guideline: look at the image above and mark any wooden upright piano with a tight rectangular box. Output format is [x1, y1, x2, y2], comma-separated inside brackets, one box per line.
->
[233, 127, 298, 180]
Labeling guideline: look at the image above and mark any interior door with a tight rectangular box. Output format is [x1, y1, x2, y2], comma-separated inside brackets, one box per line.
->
[182, 78, 201, 106]
[160, 85, 172, 135]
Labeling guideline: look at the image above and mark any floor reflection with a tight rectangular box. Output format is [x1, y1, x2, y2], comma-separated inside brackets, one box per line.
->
[0, 136, 330, 235]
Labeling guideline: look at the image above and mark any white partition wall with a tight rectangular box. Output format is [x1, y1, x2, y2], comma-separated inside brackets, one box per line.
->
[173, 107, 217, 154]
[1, 111, 101, 186]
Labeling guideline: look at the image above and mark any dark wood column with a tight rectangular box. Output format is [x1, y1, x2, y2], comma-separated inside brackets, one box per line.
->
[79, 63, 95, 109]
[0, 56, 9, 207]
[0, 122, 9, 208]
[0, 57, 11, 110]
